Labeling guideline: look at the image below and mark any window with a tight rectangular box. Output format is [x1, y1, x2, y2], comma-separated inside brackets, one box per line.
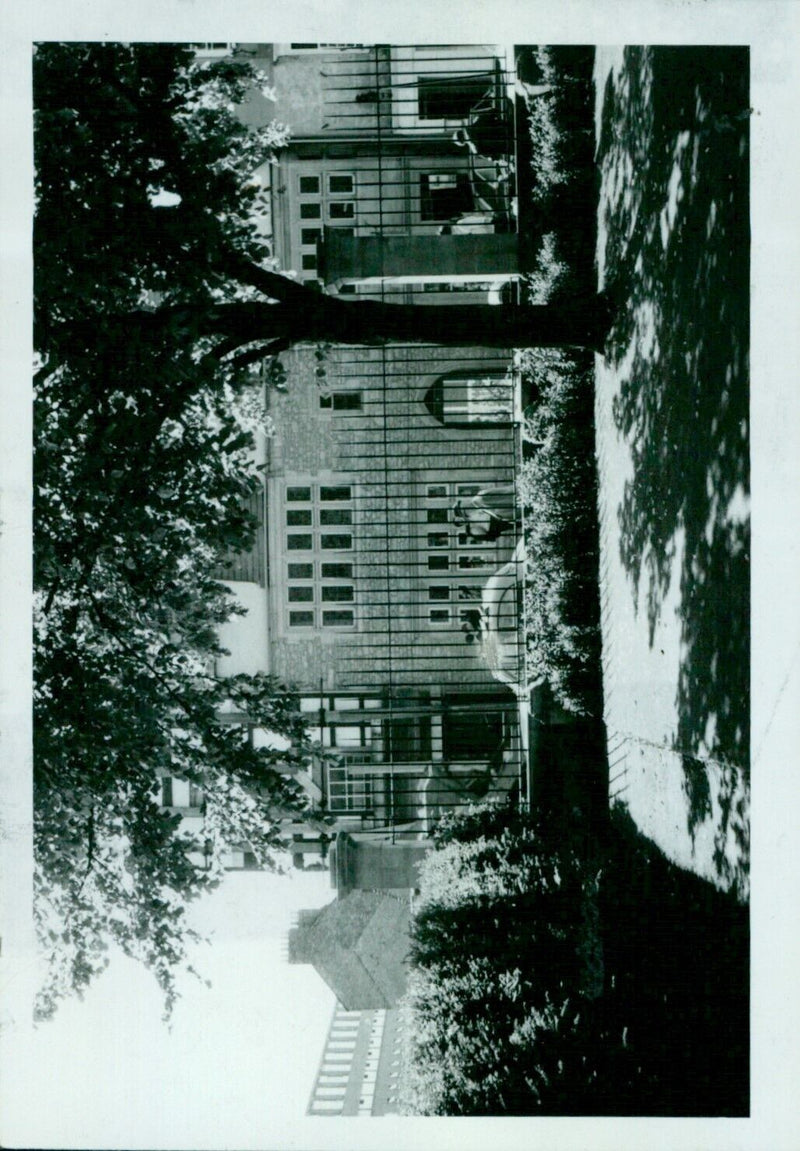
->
[320, 392, 362, 412]
[287, 533, 313, 550]
[288, 586, 314, 602]
[320, 508, 352, 526]
[290, 610, 314, 627]
[418, 73, 492, 121]
[301, 253, 318, 270]
[420, 172, 472, 221]
[427, 532, 448, 548]
[287, 508, 312, 526]
[300, 202, 321, 219]
[321, 585, 354, 602]
[426, 507, 448, 524]
[428, 586, 450, 601]
[321, 533, 352, 550]
[301, 228, 322, 246]
[328, 174, 354, 195]
[426, 484, 448, 499]
[428, 554, 449, 571]
[323, 610, 355, 627]
[429, 608, 450, 624]
[299, 175, 321, 195]
[424, 373, 514, 425]
[321, 562, 353, 579]
[329, 201, 355, 220]
[283, 483, 356, 629]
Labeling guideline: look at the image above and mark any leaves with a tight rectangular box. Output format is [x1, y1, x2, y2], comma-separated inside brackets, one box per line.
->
[33, 43, 313, 1021]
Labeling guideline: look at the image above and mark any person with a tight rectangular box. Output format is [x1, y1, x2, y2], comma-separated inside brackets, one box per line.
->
[452, 485, 516, 541]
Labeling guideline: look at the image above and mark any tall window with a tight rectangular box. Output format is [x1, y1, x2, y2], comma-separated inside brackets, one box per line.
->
[417, 73, 492, 120]
[424, 482, 497, 626]
[424, 373, 514, 425]
[284, 483, 356, 629]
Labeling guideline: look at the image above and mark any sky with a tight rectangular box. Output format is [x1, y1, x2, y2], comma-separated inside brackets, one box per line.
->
[1, 868, 337, 1149]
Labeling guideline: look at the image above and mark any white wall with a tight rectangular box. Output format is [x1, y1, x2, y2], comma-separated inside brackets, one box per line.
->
[215, 581, 270, 677]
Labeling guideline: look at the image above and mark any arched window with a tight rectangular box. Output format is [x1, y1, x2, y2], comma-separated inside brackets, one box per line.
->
[423, 372, 514, 426]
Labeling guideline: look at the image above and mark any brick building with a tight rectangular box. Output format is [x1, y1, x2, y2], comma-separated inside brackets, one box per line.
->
[197, 43, 529, 852]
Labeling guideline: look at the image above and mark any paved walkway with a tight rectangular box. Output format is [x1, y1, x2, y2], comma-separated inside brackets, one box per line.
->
[593, 47, 750, 901]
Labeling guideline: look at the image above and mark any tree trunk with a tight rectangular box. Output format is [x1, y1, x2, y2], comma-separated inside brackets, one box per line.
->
[202, 292, 612, 353]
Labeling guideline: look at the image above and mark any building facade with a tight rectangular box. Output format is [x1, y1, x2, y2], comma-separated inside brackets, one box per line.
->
[188, 43, 529, 858]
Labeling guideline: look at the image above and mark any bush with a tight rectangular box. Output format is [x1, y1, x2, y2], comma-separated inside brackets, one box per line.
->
[518, 348, 602, 714]
[400, 802, 604, 1115]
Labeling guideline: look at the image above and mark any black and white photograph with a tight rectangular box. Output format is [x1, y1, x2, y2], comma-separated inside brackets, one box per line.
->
[0, 4, 797, 1149]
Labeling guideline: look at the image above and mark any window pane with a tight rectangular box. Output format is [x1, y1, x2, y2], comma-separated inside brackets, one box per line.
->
[300, 202, 321, 219]
[320, 486, 351, 501]
[418, 74, 489, 120]
[332, 392, 361, 411]
[333, 725, 362, 747]
[286, 486, 312, 502]
[426, 507, 448, 524]
[428, 586, 450, 601]
[419, 171, 472, 220]
[426, 484, 448, 499]
[301, 252, 317, 270]
[289, 610, 314, 626]
[458, 584, 482, 601]
[321, 563, 353, 579]
[329, 201, 355, 220]
[428, 555, 449, 571]
[427, 532, 449, 548]
[456, 483, 481, 497]
[288, 563, 314, 579]
[287, 508, 312, 526]
[288, 586, 314, 602]
[429, 608, 450, 623]
[287, 534, 313, 550]
[321, 534, 352, 550]
[321, 585, 354, 602]
[328, 174, 354, 194]
[299, 176, 320, 194]
[320, 508, 352, 526]
[323, 610, 354, 627]
[301, 228, 321, 245]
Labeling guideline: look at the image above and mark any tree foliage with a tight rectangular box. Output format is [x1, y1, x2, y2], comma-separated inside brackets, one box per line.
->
[33, 42, 313, 1020]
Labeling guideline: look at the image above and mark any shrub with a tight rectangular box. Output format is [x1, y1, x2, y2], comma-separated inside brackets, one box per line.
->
[518, 348, 602, 714]
[401, 802, 604, 1114]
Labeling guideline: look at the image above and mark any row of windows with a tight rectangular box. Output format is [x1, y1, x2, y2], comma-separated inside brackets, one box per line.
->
[285, 483, 355, 629]
[286, 507, 352, 525]
[288, 532, 353, 551]
[299, 174, 355, 197]
[289, 609, 354, 628]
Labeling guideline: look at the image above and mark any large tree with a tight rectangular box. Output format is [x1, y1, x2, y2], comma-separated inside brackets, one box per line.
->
[33, 42, 610, 1019]
[33, 43, 318, 1021]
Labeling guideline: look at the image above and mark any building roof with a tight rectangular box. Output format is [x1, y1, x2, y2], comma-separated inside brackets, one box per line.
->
[288, 889, 412, 1009]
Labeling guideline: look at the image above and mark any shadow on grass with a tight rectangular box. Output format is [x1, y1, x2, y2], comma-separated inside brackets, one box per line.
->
[597, 47, 750, 865]
[594, 804, 749, 1115]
